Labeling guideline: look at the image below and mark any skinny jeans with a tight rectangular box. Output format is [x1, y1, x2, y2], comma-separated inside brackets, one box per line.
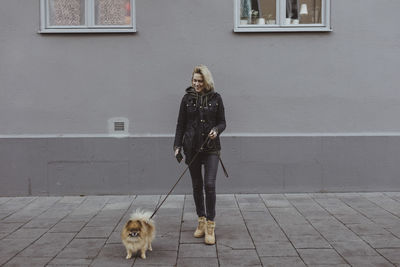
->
[188, 152, 219, 221]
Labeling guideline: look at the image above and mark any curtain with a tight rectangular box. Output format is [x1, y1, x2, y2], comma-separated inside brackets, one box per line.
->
[286, 0, 299, 19]
[240, 0, 252, 19]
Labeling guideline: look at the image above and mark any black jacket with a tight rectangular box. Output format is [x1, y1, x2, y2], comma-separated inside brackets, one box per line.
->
[174, 87, 226, 164]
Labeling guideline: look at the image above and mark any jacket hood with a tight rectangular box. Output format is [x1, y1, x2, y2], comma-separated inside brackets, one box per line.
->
[185, 87, 215, 107]
[185, 86, 215, 96]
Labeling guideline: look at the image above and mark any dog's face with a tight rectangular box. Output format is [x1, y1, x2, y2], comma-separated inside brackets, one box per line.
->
[121, 212, 156, 260]
[124, 220, 143, 241]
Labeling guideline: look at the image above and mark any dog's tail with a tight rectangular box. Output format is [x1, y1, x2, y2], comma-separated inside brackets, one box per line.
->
[129, 209, 155, 225]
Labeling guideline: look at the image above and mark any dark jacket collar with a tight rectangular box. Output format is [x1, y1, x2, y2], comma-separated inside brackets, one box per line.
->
[185, 87, 215, 107]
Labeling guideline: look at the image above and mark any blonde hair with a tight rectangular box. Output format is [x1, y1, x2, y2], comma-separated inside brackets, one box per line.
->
[192, 64, 215, 91]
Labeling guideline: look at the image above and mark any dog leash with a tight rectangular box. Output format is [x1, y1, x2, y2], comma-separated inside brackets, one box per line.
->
[150, 136, 228, 219]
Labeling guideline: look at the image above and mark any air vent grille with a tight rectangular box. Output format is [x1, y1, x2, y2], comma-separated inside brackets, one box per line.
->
[114, 121, 125, 131]
[108, 117, 129, 136]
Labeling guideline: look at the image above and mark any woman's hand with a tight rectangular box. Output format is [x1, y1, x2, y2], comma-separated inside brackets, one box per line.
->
[208, 128, 218, 140]
[174, 148, 180, 157]
[174, 147, 183, 163]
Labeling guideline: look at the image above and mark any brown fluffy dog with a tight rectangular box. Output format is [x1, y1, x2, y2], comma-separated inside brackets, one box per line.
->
[121, 210, 155, 259]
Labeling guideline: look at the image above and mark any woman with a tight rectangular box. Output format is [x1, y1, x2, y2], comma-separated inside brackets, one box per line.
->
[174, 65, 226, 245]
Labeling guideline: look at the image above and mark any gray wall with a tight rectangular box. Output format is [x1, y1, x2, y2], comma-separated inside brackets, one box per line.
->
[1, 0, 399, 134]
[1, 136, 400, 196]
[1, 0, 400, 195]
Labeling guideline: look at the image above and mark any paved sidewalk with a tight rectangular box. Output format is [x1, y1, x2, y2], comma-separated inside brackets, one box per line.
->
[1, 193, 400, 266]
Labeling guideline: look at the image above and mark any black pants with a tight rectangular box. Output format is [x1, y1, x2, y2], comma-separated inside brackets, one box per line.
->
[189, 152, 219, 221]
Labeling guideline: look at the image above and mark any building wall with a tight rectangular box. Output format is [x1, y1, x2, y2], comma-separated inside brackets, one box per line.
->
[1, 0, 400, 195]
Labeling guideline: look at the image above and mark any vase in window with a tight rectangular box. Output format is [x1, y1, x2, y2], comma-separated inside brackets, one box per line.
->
[240, 19, 249, 25]
[256, 18, 265, 24]
[266, 14, 275, 24]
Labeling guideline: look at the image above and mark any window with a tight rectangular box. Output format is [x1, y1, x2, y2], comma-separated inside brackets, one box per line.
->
[40, 0, 136, 33]
[234, 0, 331, 32]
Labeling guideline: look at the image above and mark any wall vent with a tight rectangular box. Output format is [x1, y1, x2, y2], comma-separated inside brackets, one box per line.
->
[114, 121, 125, 131]
[108, 117, 129, 136]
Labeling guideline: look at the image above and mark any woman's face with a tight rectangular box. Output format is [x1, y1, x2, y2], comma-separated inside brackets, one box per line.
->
[192, 73, 205, 93]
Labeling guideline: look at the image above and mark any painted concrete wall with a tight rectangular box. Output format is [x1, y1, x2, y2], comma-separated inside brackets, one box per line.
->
[1, 0, 400, 195]
[1, 0, 399, 135]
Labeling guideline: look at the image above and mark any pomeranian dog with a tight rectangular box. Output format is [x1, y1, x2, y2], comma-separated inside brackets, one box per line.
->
[121, 210, 155, 259]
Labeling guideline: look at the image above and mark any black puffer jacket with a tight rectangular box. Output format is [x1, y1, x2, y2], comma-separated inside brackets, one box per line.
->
[174, 87, 226, 164]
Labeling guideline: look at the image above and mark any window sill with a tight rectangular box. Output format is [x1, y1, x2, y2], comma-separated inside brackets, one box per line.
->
[234, 26, 332, 33]
[39, 28, 136, 33]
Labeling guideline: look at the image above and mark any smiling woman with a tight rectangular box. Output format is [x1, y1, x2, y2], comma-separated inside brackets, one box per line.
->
[173, 65, 226, 246]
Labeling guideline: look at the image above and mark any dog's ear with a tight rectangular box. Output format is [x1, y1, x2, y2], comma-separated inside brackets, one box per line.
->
[142, 221, 153, 229]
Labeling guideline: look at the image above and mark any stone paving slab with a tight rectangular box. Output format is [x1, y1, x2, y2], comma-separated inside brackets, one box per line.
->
[177, 257, 219, 267]
[260, 256, 306, 267]
[1, 193, 400, 266]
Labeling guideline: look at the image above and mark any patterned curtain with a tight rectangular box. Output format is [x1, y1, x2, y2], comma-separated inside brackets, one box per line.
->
[96, 0, 127, 25]
[51, 0, 81, 25]
[240, 0, 252, 19]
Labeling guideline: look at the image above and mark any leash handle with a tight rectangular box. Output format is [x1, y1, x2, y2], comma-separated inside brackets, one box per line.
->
[150, 136, 210, 219]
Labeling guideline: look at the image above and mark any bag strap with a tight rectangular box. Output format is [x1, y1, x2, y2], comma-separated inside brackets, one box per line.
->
[218, 152, 229, 178]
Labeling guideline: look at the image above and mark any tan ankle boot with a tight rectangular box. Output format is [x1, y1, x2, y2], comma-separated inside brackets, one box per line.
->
[205, 220, 215, 245]
[193, 216, 206, 238]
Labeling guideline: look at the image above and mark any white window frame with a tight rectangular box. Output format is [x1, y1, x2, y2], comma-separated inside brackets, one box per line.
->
[40, 0, 136, 33]
[234, 0, 331, 32]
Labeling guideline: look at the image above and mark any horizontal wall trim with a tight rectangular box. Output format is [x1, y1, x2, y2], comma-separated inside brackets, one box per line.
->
[2, 132, 400, 138]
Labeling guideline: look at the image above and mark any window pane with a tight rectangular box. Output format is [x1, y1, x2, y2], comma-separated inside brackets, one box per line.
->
[95, 0, 131, 25]
[49, 0, 85, 26]
[286, 0, 322, 24]
[240, 0, 276, 25]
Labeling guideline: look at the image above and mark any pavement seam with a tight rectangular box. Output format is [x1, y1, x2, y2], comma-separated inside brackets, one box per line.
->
[287, 194, 352, 265]
[362, 193, 400, 220]
[336, 195, 400, 265]
[175, 194, 186, 267]
[383, 192, 400, 204]
[337, 193, 400, 226]
[215, 199, 221, 267]
[331, 193, 395, 234]
[334, 193, 399, 233]
[234, 194, 263, 266]
[259, 194, 308, 266]
[0, 197, 38, 221]
[0, 197, 13, 208]
[309, 194, 395, 266]
[44, 196, 110, 266]
[0, 196, 66, 266]
[338, 194, 396, 221]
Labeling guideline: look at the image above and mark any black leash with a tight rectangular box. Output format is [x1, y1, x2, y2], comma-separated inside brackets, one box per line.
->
[150, 136, 228, 219]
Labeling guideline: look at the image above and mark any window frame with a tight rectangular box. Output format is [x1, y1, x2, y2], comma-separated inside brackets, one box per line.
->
[234, 0, 331, 32]
[39, 0, 136, 33]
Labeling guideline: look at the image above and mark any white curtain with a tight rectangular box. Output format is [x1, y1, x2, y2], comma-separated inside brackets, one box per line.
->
[240, 0, 252, 19]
